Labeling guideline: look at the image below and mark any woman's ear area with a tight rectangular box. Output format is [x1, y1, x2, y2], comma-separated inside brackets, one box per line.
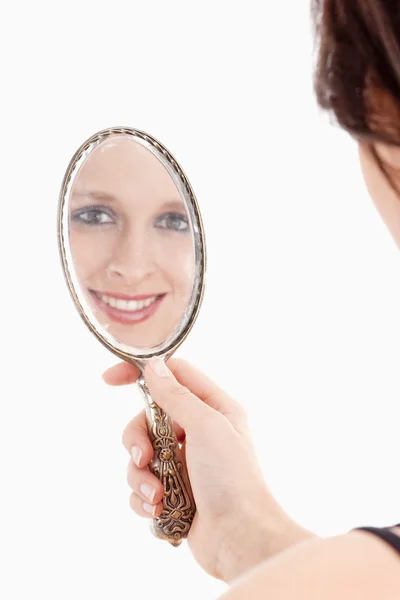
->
[358, 142, 400, 249]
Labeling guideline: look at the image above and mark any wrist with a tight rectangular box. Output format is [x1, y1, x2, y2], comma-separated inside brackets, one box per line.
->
[217, 504, 316, 584]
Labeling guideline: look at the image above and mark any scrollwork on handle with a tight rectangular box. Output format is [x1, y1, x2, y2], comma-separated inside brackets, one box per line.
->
[137, 376, 196, 547]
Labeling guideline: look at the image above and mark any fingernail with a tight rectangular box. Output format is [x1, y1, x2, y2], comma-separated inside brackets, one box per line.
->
[143, 502, 156, 516]
[149, 357, 170, 377]
[131, 446, 142, 467]
[140, 483, 156, 503]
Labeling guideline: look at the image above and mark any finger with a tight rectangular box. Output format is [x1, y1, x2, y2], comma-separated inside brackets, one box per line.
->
[121, 409, 154, 466]
[102, 362, 140, 386]
[103, 358, 243, 422]
[122, 409, 185, 463]
[127, 460, 164, 505]
[166, 358, 244, 419]
[129, 492, 163, 519]
[144, 358, 217, 431]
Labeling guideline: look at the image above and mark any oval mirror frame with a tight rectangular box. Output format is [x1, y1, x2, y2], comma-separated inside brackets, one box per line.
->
[58, 126, 206, 364]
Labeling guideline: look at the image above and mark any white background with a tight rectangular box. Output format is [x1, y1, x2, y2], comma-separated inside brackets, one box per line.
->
[1, 2, 400, 599]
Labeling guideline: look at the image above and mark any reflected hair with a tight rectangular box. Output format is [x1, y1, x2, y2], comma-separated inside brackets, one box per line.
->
[312, 0, 400, 146]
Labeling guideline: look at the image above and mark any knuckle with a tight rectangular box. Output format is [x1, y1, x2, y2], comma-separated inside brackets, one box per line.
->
[233, 399, 247, 419]
[158, 382, 191, 408]
[129, 493, 138, 513]
[167, 357, 186, 375]
[121, 426, 134, 450]
[171, 383, 191, 398]
[208, 408, 225, 426]
[121, 411, 146, 450]
[121, 428, 129, 449]
[126, 463, 135, 489]
[202, 408, 227, 433]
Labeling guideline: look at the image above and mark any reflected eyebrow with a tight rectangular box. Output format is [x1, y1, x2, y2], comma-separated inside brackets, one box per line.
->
[71, 191, 188, 211]
[72, 190, 117, 202]
[160, 200, 187, 212]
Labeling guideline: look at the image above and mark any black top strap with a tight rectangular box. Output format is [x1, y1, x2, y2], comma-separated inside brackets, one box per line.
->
[354, 524, 400, 555]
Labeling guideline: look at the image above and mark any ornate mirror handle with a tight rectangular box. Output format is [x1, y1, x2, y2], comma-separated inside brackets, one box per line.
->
[137, 375, 196, 547]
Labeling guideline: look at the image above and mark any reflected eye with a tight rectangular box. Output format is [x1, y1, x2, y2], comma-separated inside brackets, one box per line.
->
[155, 212, 189, 233]
[71, 206, 115, 226]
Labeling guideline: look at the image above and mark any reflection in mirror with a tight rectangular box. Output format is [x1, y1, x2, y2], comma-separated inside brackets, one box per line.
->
[68, 135, 195, 350]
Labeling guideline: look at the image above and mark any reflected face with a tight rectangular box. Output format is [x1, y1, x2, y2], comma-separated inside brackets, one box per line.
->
[68, 135, 194, 348]
[359, 143, 400, 248]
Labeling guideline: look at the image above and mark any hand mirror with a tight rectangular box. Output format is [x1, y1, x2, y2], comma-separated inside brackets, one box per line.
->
[58, 127, 206, 547]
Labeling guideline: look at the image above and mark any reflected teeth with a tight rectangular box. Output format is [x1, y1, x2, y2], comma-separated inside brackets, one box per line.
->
[99, 295, 158, 312]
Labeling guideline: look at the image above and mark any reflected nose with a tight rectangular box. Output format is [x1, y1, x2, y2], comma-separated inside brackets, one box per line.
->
[106, 229, 155, 283]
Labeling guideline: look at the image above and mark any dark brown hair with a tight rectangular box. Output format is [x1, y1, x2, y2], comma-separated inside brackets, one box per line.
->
[312, 0, 400, 145]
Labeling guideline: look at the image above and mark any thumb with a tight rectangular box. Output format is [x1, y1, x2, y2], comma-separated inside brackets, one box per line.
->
[144, 358, 214, 431]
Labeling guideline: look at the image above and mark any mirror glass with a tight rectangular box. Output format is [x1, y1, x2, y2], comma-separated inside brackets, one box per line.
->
[59, 129, 204, 358]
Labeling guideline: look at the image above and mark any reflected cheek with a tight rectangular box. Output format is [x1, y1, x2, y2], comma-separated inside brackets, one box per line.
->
[69, 231, 114, 283]
[156, 242, 194, 297]
[168, 261, 194, 299]
[181, 250, 195, 281]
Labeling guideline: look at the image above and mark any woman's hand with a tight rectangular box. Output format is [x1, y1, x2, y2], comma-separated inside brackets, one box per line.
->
[103, 358, 314, 582]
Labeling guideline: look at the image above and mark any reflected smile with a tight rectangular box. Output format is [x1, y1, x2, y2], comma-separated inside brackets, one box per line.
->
[97, 293, 159, 312]
[88, 290, 166, 326]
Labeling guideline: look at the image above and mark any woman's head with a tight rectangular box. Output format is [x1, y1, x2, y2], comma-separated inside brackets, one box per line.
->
[69, 135, 194, 348]
[312, 0, 400, 247]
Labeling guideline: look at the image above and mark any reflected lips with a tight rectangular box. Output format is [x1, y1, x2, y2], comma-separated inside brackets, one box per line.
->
[89, 290, 166, 325]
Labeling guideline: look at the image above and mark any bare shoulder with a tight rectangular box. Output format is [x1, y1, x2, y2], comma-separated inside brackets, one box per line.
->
[219, 529, 400, 600]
